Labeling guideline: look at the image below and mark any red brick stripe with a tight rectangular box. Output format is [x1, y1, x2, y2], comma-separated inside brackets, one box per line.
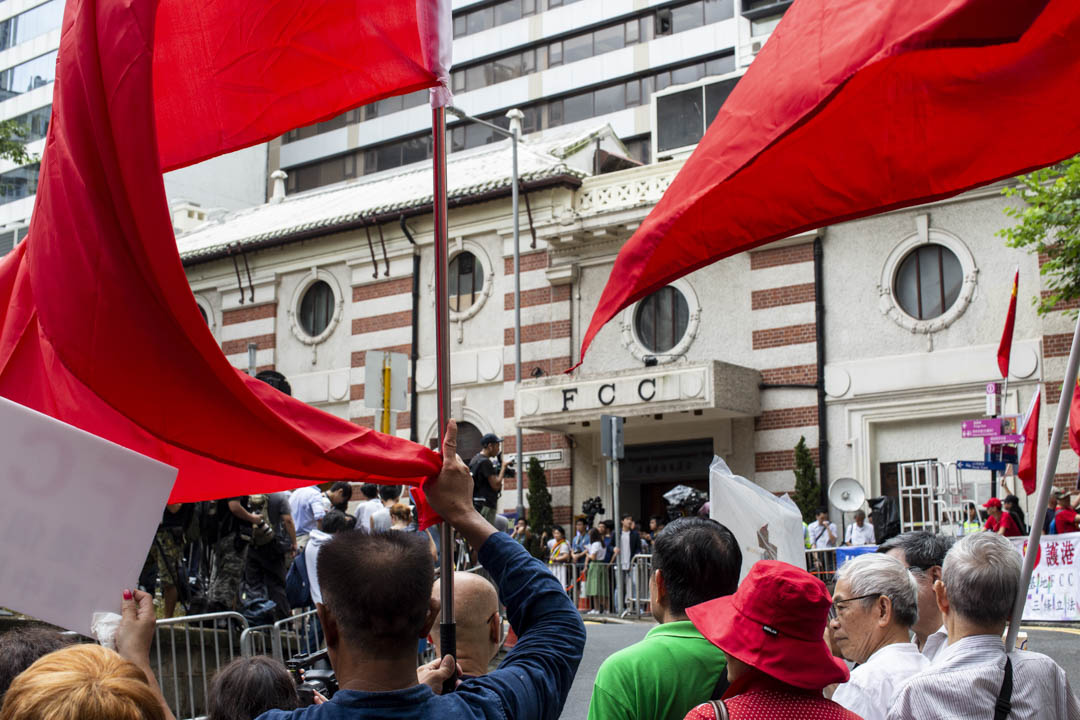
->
[755, 406, 818, 431]
[348, 413, 410, 431]
[504, 399, 514, 418]
[752, 324, 816, 350]
[503, 433, 569, 453]
[505, 251, 548, 275]
[761, 364, 817, 385]
[222, 334, 275, 355]
[1053, 474, 1078, 490]
[1047, 380, 1065, 406]
[1045, 333, 1074, 358]
[351, 345, 412, 368]
[222, 303, 275, 325]
[352, 310, 412, 335]
[353, 277, 413, 302]
[552, 505, 572, 524]
[751, 283, 816, 310]
[505, 321, 571, 345]
[755, 447, 820, 473]
[351, 385, 364, 401]
[749, 243, 814, 270]
[1040, 290, 1080, 312]
[504, 356, 573, 381]
[505, 285, 571, 310]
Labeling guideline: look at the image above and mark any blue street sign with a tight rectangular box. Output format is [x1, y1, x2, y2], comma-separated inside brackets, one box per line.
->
[957, 460, 1011, 472]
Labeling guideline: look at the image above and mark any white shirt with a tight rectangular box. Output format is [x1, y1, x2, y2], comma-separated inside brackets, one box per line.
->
[289, 486, 328, 536]
[370, 505, 391, 533]
[888, 634, 1080, 720]
[921, 624, 948, 663]
[619, 532, 632, 570]
[304, 528, 333, 605]
[833, 641, 929, 720]
[809, 521, 837, 549]
[587, 540, 603, 559]
[845, 521, 876, 545]
[354, 498, 382, 533]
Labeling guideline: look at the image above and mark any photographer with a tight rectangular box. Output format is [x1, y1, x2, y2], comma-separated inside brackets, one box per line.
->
[210, 496, 263, 612]
[469, 433, 510, 525]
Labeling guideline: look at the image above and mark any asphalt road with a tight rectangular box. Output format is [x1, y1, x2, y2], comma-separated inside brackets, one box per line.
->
[558, 620, 1080, 720]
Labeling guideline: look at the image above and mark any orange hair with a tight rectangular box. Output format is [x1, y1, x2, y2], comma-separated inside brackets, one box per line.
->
[0, 644, 163, 720]
[390, 503, 413, 523]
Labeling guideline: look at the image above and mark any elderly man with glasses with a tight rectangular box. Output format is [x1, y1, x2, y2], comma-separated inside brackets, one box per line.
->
[829, 553, 928, 720]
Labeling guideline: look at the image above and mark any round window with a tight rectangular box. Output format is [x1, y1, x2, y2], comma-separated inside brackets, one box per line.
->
[299, 280, 335, 337]
[449, 251, 484, 313]
[893, 244, 963, 320]
[197, 305, 209, 325]
[634, 286, 689, 354]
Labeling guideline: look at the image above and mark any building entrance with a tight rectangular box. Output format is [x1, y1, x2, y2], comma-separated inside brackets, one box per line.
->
[619, 438, 714, 524]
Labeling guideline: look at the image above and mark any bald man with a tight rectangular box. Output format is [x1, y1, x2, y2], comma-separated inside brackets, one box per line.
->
[432, 572, 502, 678]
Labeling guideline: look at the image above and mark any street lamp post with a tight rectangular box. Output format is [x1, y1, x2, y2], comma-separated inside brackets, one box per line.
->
[447, 106, 526, 522]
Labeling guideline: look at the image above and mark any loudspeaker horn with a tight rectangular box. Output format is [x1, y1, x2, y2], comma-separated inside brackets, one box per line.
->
[828, 477, 865, 513]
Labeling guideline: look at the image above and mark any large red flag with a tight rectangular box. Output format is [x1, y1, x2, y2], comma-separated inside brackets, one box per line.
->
[1069, 380, 1080, 460]
[997, 268, 1019, 379]
[0, 0, 449, 525]
[1018, 389, 1040, 495]
[578, 0, 1079, 364]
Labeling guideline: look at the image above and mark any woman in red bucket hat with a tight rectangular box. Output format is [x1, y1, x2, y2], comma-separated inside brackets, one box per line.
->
[683, 560, 862, 719]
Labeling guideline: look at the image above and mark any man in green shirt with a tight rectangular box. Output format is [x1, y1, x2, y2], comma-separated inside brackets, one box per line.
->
[587, 517, 742, 720]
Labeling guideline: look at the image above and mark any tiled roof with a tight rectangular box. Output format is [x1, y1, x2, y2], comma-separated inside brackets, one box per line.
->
[176, 124, 618, 262]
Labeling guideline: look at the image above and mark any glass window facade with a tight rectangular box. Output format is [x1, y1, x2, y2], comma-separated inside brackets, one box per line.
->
[0, 50, 57, 101]
[0, 0, 63, 52]
[656, 66, 737, 152]
[0, 163, 39, 205]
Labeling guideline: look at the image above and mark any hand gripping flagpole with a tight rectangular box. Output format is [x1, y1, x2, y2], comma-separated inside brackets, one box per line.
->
[1006, 310, 1080, 651]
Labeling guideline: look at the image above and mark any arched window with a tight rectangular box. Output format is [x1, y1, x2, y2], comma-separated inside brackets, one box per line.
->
[634, 286, 689, 354]
[299, 280, 335, 337]
[449, 252, 484, 312]
[197, 305, 209, 325]
[894, 245, 963, 320]
[455, 421, 484, 463]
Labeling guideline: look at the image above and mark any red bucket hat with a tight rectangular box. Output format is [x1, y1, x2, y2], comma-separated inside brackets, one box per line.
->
[686, 560, 849, 690]
[983, 497, 1003, 509]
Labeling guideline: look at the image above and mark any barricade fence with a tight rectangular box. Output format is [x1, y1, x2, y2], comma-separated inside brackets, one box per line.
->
[151, 611, 248, 720]
[547, 556, 653, 618]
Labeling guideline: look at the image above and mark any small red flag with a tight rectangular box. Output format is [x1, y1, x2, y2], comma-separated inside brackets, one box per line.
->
[1068, 380, 1080, 460]
[997, 269, 1019, 379]
[578, 0, 1078, 365]
[1018, 389, 1040, 495]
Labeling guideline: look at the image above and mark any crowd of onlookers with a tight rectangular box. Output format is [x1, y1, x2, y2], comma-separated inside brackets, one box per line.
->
[2, 422, 1079, 720]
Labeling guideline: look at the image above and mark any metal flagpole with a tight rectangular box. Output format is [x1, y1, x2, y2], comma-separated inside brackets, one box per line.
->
[431, 106, 456, 681]
[1006, 310, 1080, 651]
[509, 109, 525, 522]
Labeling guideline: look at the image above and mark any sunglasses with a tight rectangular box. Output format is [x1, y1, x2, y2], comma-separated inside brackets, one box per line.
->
[828, 593, 880, 621]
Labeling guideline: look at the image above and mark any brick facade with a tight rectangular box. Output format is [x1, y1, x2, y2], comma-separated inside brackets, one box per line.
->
[752, 323, 817, 350]
[750, 283, 816, 310]
[749, 242, 814, 270]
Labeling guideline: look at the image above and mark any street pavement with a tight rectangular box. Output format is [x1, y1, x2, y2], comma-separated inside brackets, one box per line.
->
[558, 620, 1080, 720]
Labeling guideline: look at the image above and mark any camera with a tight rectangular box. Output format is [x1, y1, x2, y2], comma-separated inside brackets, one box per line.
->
[581, 496, 605, 527]
[286, 649, 338, 706]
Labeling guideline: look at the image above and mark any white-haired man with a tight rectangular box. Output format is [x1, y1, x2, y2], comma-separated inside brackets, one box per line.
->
[888, 532, 1080, 720]
[829, 553, 928, 720]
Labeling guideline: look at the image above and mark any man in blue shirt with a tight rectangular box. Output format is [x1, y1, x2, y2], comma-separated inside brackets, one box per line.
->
[258, 420, 585, 720]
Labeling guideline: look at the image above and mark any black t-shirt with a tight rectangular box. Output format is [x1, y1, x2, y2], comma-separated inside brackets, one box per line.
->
[218, 496, 250, 537]
[160, 503, 193, 530]
[470, 452, 499, 509]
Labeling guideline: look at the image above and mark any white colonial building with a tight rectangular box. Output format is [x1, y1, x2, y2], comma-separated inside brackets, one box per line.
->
[178, 119, 1070, 527]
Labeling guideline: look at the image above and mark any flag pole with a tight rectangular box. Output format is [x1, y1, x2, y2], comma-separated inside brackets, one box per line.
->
[1005, 310, 1080, 651]
[431, 106, 456, 680]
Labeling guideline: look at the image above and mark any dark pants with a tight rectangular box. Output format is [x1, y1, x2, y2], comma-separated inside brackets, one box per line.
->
[245, 547, 290, 620]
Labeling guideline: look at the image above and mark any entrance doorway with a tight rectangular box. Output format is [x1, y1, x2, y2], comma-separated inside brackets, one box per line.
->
[620, 438, 714, 523]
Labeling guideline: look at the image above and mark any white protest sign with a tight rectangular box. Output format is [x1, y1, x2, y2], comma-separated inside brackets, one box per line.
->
[1011, 531, 1080, 622]
[709, 456, 806, 580]
[0, 396, 177, 635]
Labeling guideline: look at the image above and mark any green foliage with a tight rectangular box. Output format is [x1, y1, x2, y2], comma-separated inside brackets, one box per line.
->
[0, 119, 34, 168]
[791, 436, 819, 524]
[999, 155, 1080, 315]
[525, 457, 552, 560]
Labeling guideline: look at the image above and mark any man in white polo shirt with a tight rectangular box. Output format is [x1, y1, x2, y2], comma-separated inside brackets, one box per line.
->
[845, 510, 876, 546]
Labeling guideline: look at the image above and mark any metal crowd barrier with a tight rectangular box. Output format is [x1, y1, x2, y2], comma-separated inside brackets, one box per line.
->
[272, 608, 323, 662]
[629, 554, 652, 618]
[151, 611, 248, 720]
[805, 547, 839, 587]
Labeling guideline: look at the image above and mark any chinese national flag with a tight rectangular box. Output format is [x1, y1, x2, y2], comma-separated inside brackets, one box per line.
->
[1018, 389, 1040, 495]
[578, 0, 1079, 365]
[1069, 380, 1080, 461]
[0, 0, 450, 525]
[997, 269, 1019, 379]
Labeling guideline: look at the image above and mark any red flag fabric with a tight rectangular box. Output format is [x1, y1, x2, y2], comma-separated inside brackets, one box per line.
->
[578, 0, 1078, 364]
[0, 0, 448, 526]
[1018, 389, 1040, 495]
[1069, 380, 1080, 460]
[153, 0, 452, 171]
[997, 269, 1019, 379]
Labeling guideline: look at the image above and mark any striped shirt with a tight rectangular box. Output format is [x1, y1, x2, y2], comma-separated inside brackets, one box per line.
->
[887, 634, 1080, 720]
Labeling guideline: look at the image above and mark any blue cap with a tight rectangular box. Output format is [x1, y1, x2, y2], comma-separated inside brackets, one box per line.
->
[481, 433, 502, 445]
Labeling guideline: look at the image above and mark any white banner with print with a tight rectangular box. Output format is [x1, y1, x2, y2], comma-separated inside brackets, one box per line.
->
[1011, 531, 1080, 622]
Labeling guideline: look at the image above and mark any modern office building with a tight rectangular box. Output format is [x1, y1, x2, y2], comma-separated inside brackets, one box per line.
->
[0, 0, 266, 254]
[272, 0, 792, 196]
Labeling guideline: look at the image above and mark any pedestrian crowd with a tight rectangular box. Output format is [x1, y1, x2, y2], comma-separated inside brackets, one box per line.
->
[1, 422, 1078, 720]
